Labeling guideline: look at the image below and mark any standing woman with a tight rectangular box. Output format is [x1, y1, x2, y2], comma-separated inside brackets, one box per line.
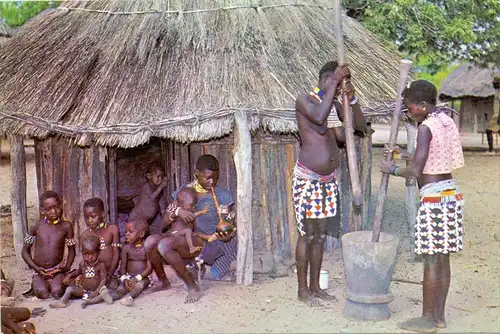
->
[381, 80, 464, 333]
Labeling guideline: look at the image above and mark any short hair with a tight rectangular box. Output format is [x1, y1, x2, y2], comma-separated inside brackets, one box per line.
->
[319, 61, 339, 80]
[83, 198, 105, 212]
[402, 80, 437, 105]
[39, 190, 61, 206]
[146, 162, 164, 174]
[195, 154, 219, 172]
[178, 187, 197, 202]
[81, 235, 100, 252]
[129, 218, 149, 234]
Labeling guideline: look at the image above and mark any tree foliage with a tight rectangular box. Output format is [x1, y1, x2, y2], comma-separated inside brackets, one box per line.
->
[0, 1, 59, 28]
[343, 0, 499, 72]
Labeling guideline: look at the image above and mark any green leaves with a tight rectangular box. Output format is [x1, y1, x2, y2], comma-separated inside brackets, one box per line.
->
[0, 1, 59, 28]
[342, 0, 499, 72]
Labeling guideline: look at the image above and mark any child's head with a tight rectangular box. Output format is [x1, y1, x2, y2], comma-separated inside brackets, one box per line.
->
[146, 163, 165, 187]
[81, 235, 100, 265]
[125, 219, 149, 245]
[402, 80, 438, 122]
[39, 191, 62, 223]
[83, 198, 105, 229]
[177, 188, 197, 212]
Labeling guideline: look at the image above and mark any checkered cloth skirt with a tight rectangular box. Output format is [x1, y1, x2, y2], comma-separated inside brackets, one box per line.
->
[293, 162, 339, 236]
[415, 180, 464, 255]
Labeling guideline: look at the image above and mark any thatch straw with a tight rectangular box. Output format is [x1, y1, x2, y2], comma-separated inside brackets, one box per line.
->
[0, 20, 11, 45]
[0, 0, 407, 147]
[440, 63, 500, 100]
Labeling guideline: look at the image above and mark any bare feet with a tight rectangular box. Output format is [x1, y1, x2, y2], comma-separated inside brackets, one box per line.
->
[434, 319, 447, 329]
[185, 288, 203, 304]
[398, 317, 437, 333]
[100, 287, 113, 304]
[49, 302, 67, 309]
[298, 289, 322, 307]
[190, 246, 202, 254]
[149, 279, 171, 293]
[311, 289, 337, 301]
[120, 296, 134, 306]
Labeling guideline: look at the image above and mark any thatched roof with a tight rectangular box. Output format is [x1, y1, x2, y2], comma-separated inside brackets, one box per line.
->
[440, 64, 500, 100]
[0, 0, 406, 147]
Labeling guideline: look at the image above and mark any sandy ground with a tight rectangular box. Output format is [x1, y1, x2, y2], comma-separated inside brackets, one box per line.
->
[1, 147, 499, 333]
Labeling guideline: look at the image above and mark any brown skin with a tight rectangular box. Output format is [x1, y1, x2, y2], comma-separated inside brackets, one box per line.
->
[1, 307, 33, 334]
[21, 197, 75, 299]
[49, 245, 108, 309]
[109, 223, 152, 305]
[81, 206, 120, 284]
[381, 100, 452, 331]
[145, 169, 236, 302]
[165, 191, 209, 253]
[129, 169, 168, 222]
[294, 65, 367, 307]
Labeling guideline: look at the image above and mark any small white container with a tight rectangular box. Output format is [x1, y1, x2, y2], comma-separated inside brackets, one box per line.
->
[319, 270, 329, 290]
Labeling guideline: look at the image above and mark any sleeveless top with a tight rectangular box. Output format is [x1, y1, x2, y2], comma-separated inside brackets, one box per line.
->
[420, 112, 464, 175]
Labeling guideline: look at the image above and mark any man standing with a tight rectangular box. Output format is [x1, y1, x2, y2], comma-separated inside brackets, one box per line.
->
[293, 61, 366, 306]
[485, 76, 500, 154]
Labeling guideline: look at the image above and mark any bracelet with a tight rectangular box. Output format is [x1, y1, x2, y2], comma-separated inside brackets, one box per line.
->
[391, 165, 400, 176]
[350, 96, 358, 105]
[135, 274, 143, 282]
[119, 275, 128, 282]
[174, 207, 180, 216]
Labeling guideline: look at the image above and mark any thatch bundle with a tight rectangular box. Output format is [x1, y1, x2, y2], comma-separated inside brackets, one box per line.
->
[0, 0, 404, 147]
[440, 63, 500, 100]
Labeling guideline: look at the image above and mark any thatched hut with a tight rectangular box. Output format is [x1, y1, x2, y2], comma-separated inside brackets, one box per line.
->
[0, 0, 404, 283]
[0, 21, 11, 45]
[440, 64, 500, 133]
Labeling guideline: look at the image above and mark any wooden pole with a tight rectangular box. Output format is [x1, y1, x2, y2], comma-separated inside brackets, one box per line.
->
[9, 135, 28, 268]
[108, 148, 118, 226]
[405, 121, 418, 260]
[333, 0, 363, 222]
[361, 124, 374, 230]
[233, 111, 253, 285]
[371, 59, 412, 242]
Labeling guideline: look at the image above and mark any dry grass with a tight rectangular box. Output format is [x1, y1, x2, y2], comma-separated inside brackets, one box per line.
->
[1, 0, 406, 147]
[440, 63, 500, 99]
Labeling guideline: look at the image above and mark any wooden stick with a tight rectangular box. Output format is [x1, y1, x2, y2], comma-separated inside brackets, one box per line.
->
[8, 134, 29, 268]
[405, 121, 418, 260]
[233, 111, 253, 285]
[333, 0, 362, 211]
[371, 59, 412, 242]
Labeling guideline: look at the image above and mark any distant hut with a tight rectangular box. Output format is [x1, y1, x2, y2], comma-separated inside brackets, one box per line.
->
[0, 0, 404, 281]
[440, 63, 500, 133]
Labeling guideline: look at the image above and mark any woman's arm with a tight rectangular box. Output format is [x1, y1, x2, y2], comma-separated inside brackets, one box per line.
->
[381, 125, 431, 178]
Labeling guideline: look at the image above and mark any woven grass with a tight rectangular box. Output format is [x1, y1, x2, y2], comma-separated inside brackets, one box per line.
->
[440, 63, 500, 100]
[0, 0, 407, 147]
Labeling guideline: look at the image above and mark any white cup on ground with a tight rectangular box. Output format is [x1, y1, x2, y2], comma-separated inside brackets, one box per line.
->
[319, 270, 329, 290]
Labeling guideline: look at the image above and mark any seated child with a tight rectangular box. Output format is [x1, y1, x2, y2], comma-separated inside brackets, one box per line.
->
[1, 307, 36, 334]
[80, 198, 121, 289]
[111, 219, 152, 306]
[129, 163, 168, 223]
[49, 235, 113, 309]
[164, 187, 210, 254]
[21, 191, 76, 299]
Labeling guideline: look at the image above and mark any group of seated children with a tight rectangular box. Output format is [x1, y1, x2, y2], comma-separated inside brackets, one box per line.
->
[22, 191, 152, 309]
[22, 179, 213, 309]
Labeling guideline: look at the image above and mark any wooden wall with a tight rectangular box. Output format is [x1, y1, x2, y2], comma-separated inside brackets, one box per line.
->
[459, 96, 494, 133]
[34, 138, 111, 252]
[33, 131, 372, 273]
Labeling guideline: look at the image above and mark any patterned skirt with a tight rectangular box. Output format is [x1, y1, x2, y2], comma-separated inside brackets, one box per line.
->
[415, 189, 464, 255]
[293, 162, 339, 236]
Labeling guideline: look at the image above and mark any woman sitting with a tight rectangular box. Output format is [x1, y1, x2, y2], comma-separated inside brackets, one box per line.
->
[145, 154, 236, 303]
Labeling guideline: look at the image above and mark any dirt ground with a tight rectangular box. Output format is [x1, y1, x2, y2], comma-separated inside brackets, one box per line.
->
[1, 147, 499, 333]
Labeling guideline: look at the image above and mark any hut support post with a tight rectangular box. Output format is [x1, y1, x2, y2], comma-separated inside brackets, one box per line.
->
[405, 121, 419, 261]
[233, 111, 253, 285]
[9, 135, 28, 267]
[108, 148, 118, 226]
